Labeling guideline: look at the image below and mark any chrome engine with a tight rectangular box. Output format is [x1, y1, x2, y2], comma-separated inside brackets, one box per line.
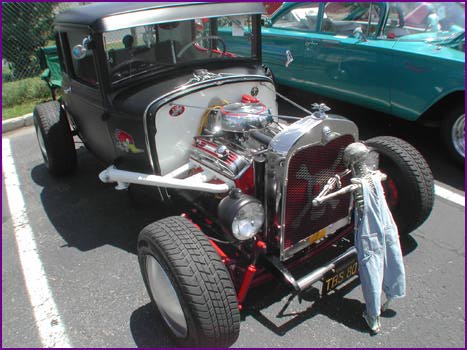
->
[190, 137, 251, 180]
[206, 101, 273, 134]
[192, 95, 360, 260]
[190, 96, 283, 181]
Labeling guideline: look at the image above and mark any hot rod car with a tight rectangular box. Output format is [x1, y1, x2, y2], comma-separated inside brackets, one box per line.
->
[33, 2, 434, 347]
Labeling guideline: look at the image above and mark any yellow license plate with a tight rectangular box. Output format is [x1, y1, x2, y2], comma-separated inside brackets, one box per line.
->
[307, 228, 327, 245]
[322, 258, 359, 295]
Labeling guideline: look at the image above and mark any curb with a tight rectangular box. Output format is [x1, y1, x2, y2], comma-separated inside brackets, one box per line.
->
[2, 113, 33, 134]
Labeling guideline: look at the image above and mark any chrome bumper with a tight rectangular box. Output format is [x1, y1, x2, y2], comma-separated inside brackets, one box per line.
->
[295, 246, 356, 291]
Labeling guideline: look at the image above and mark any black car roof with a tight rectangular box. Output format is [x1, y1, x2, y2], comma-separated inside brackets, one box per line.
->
[54, 2, 265, 32]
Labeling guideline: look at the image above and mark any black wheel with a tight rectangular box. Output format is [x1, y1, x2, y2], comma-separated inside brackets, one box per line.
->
[441, 103, 464, 165]
[33, 101, 77, 176]
[137, 216, 240, 347]
[365, 136, 434, 236]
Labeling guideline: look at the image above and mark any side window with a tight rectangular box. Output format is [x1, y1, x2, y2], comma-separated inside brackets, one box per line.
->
[67, 30, 98, 86]
[322, 2, 380, 36]
[385, 3, 465, 39]
[384, 5, 407, 38]
[272, 3, 320, 31]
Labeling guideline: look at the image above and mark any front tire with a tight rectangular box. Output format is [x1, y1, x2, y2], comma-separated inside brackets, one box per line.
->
[137, 216, 240, 347]
[33, 101, 76, 176]
[366, 136, 434, 236]
[441, 104, 464, 165]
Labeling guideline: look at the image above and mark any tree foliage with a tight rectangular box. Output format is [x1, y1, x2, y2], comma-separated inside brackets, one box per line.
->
[2, 2, 57, 79]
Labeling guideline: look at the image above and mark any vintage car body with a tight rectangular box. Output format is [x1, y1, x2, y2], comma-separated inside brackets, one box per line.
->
[33, 2, 434, 347]
[260, 2, 465, 163]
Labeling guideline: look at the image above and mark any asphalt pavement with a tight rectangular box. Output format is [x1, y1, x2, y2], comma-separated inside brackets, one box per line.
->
[2, 95, 465, 348]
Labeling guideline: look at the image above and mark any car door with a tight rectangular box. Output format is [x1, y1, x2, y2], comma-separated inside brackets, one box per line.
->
[61, 29, 116, 162]
[305, 2, 393, 114]
[262, 3, 320, 86]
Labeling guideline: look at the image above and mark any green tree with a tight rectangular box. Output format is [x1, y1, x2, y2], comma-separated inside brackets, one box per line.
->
[2, 2, 57, 79]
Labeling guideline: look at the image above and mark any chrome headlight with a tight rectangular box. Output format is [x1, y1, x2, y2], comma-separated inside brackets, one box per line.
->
[218, 190, 265, 241]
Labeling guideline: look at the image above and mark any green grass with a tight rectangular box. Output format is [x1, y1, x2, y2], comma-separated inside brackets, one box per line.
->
[2, 77, 50, 108]
[2, 98, 45, 120]
[2, 64, 15, 82]
[2, 76, 52, 120]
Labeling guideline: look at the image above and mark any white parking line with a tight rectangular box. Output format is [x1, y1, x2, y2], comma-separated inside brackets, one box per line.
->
[435, 184, 465, 207]
[2, 139, 72, 348]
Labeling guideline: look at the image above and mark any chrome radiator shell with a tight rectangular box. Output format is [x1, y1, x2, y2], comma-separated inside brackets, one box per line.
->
[264, 115, 359, 261]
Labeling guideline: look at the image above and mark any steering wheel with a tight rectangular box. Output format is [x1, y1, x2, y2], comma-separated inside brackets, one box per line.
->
[177, 35, 226, 59]
[111, 58, 151, 79]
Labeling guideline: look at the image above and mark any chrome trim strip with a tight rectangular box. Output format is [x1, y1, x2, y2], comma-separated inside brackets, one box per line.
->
[143, 74, 274, 173]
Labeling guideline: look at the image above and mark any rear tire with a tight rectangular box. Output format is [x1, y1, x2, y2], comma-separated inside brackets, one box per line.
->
[441, 103, 464, 166]
[137, 216, 240, 347]
[365, 136, 434, 235]
[33, 101, 76, 176]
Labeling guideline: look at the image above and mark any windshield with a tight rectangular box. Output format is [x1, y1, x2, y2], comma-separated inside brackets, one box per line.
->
[384, 2, 464, 41]
[103, 15, 257, 84]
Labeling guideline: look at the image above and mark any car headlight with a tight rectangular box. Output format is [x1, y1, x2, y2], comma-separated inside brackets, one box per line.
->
[218, 189, 265, 241]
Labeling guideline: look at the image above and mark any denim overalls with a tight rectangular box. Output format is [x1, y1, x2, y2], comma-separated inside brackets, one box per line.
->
[355, 175, 406, 318]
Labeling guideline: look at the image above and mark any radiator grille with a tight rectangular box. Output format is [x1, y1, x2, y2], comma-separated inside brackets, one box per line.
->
[283, 135, 354, 250]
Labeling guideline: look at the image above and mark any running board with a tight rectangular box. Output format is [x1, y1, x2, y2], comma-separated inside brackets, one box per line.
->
[267, 246, 357, 292]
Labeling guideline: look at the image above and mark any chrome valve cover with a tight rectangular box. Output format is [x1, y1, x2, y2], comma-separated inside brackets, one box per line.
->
[190, 137, 251, 180]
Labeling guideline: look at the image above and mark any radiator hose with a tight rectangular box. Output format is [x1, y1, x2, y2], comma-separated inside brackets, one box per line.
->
[250, 130, 272, 145]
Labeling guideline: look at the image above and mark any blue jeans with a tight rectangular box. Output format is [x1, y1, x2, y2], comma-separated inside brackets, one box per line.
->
[354, 175, 406, 317]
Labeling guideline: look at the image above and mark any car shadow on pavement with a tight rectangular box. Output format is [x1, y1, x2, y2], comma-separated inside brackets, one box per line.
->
[401, 235, 418, 256]
[243, 278, 372, 336]
[30, 147, 173, 254]
[241, 235, 416, 337]
[130, 303, 176, 348]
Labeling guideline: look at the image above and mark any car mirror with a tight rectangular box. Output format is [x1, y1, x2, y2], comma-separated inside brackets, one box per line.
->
[72, 36, 92, 60]
[352, 27, 367, 42]
[72, 44, 87, 60]
[426, 13, 440, 31]
[261, 15, 272, 27]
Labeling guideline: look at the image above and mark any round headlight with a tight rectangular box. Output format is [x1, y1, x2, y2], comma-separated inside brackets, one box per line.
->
[218, 189, 265, 241]
[232, 202, 265, 240]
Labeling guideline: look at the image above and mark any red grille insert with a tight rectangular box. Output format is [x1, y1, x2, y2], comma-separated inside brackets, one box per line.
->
[283, 135, 354, 250]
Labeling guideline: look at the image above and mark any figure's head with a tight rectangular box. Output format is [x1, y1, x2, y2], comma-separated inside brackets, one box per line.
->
[343, 142, 370, 167]
[122, 35, 134, 49]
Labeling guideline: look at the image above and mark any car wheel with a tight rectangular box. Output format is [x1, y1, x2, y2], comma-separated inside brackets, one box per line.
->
[137, 216, 240, 347]
[33, 101, 77, 176]
[365, 136, 434, 236]
[441, 104, 465, 165]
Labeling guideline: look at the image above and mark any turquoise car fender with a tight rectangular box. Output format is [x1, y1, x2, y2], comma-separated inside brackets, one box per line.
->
[389, 41, 465, 121]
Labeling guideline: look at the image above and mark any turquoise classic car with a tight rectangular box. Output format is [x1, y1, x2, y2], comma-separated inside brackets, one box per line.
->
[259, 2, 465, 164]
